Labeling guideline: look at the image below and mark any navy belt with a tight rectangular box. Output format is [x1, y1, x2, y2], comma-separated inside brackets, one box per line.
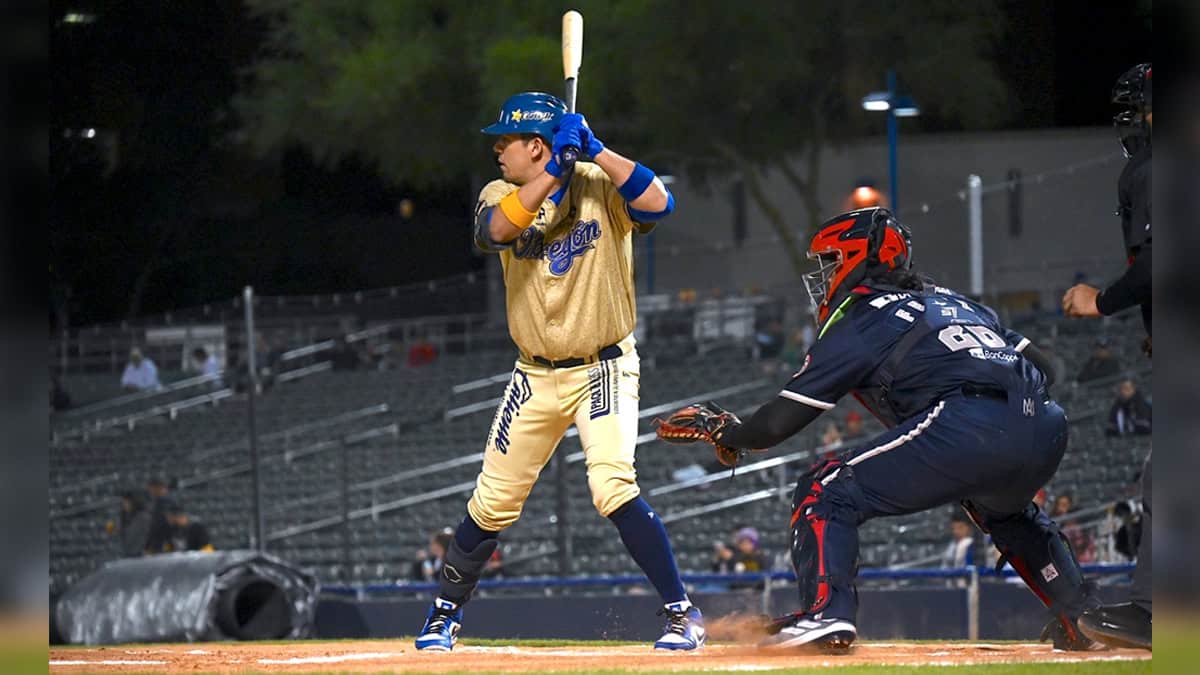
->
[961, 384, 1008, 400]
[532, 343, 623, 369]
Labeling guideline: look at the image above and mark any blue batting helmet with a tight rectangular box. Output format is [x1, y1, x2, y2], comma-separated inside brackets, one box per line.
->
[481, 92, 566, 141]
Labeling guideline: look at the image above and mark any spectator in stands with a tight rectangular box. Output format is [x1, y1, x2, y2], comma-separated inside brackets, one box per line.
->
[120, 348, 162, 392]
[143, 476, 175, 554]
[816, 420, 844, 456]
[413, 529, 454, 582]
[330, 337, 366, 371]
[1075, 339, 1122, 383]
[192, 347, 222, 383]
[1050, 493, 1074, 520]
[731, 527, 768, 574]
[755, 319, 785, 360]
[407, 340, 439, 368]
[1049, 492, 1095, 563]
[842, 411, 866, 442]
[941, 512, 976, 569]
[106, 489, 151, 557]
[50, 375, 72, 412]
[710, 541, 736, 574]
[1113, 500, 1142, 561]
[165, 504, 214, 552]
[729, 527, 769, 590]
[1107, 378, 1152, 437]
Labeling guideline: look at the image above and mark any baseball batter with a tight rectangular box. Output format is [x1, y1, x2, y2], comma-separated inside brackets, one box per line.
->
[415, 92, 704, 651]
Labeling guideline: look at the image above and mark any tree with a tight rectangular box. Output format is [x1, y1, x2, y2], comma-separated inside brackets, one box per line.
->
[237, 0, 1009, 276]
[616, 0, 1008, 274]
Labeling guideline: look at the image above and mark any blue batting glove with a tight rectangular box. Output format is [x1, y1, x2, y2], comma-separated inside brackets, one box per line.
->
[561, 113, 605, 159]
[545, 124, 583, 178]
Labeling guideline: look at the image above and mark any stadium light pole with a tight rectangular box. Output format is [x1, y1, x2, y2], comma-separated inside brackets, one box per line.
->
[862, 70, 920, 213]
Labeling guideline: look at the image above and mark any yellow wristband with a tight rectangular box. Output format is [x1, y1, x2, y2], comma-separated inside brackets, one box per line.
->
[499, 191, 537, 230]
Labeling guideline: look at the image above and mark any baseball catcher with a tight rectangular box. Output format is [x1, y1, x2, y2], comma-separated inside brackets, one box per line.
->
[658, 207, 1103, 651]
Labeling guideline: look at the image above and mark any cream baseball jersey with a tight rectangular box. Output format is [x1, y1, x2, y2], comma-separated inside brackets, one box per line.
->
[474, 162, 653, 362]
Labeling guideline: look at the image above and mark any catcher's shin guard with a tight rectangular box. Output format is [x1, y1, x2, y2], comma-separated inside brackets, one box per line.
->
[962, 500, 1101, 646]
[787, 460, 861, 620]
[438, 537, 500, 606]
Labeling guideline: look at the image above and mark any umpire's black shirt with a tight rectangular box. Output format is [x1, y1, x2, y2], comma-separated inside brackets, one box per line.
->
[1097, 143, 1152, 335]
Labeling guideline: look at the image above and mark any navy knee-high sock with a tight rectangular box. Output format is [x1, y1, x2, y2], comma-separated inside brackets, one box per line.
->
[609, 496, 688, 605]
[454, 514, 498, 551]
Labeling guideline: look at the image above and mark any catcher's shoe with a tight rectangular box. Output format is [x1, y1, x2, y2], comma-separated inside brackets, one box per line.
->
[759, 613, 856, 651]
[654, 602, 706, 650]
[415, 597, 462, 651]
[1077, 603, 1151, 650]
[1039, 614, 1105, 651]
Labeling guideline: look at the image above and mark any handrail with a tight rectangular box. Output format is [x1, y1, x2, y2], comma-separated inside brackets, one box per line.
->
[275, 360, 332, 382]
[279, 341, 335, 362]
[54, 388, 237, 442]
[451, 371, 513, 395]
[61, 372, 225, 419]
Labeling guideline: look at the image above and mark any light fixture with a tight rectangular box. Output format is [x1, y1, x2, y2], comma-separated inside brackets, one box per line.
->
[861, 92, 892, 111]
[892, 96, 921, 118]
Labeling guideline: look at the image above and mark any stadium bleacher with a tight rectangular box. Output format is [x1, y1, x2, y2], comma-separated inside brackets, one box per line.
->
[49, 309, 1150, 594]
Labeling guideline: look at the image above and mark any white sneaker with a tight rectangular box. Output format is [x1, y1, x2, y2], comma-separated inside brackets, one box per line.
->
[654, 602, 706, 650]
[760, 613, 856, 650]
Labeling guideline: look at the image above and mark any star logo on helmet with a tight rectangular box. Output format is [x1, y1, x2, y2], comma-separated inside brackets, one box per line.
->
[510, 109, 523, 122]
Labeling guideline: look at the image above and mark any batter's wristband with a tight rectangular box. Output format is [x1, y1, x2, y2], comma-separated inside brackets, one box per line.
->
[499, 191, 537, 230]
[618, 162, 655, 202]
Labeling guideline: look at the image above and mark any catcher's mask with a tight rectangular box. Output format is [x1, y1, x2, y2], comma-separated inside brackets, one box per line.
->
[1112, 63, 1151, 158]
[803, 207, 912, 325]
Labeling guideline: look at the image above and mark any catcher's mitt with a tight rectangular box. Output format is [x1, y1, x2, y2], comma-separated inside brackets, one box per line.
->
[654, 401, 745, 467]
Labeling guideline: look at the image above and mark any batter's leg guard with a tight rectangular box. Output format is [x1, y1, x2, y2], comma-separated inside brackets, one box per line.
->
[780, 461, 863, 623]
[438, 537, 500, 606]
[962, 500, 1102, 650]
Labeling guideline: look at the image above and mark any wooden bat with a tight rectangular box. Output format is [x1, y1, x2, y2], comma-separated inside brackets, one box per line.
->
[560, 10, 583, 164]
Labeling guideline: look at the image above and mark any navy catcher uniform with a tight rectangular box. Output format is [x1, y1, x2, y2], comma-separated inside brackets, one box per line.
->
[658, 208, 1102, 651]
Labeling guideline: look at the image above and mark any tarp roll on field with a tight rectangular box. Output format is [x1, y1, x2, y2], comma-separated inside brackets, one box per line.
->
[54, 550, 319, 645]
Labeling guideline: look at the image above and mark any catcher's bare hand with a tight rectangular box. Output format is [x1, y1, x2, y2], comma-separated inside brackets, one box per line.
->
[654, 401, 746, 467]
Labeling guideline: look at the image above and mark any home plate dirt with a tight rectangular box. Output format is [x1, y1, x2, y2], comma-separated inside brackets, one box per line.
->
[49, 641, 1150, 673]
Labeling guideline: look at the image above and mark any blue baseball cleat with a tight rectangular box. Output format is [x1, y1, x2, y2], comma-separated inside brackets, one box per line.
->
[415, 597, 462, 651]
[654, 602, 706, 650]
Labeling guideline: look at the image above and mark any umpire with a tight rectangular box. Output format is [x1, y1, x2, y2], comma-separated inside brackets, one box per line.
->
[1062, 62, 1151, 650]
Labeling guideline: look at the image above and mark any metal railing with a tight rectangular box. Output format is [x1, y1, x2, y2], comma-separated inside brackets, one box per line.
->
[52, 388, 237, 443]
[60, 372, 226, 419]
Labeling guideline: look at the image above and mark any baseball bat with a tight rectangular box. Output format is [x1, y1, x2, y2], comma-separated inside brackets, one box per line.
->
[560, 10, 583, 165]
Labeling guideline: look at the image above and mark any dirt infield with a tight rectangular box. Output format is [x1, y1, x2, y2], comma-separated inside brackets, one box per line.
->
[50, 640, 1150, 673]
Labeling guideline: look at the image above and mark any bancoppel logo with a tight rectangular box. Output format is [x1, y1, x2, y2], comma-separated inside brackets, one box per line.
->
[968, 347, 1019, 363]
